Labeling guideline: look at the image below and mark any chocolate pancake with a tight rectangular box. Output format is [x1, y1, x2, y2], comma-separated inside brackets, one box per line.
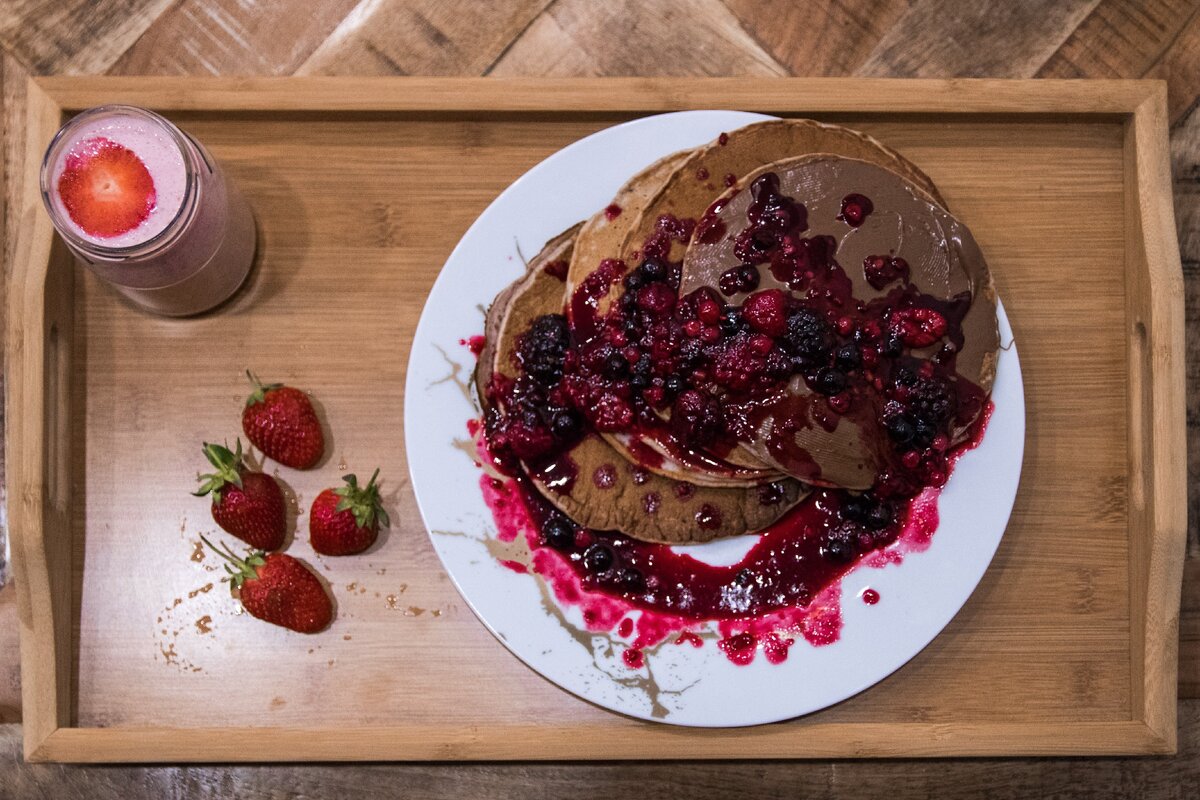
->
[479, 230, 807, 543]
[682, 155, 999, 489]
[621, 119, 945, 270]
[566, 148, 782, 487]
[600, 120, 949, 482]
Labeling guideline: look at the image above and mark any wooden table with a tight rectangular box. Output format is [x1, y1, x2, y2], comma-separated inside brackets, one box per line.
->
[1, 0, 1198, 795]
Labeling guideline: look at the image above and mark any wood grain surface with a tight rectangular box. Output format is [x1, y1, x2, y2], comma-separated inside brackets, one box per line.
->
[1, 0, 1199, 796]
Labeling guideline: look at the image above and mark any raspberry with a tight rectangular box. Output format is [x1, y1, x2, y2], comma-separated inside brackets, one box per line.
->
[741, 289, 788, 337]
[889, 307, 947, 348]
[636, 282, 676, 314]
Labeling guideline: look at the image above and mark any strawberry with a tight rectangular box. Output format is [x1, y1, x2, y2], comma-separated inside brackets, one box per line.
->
[309, 469, 390, 556]
[241, 372, 325, 469]
[194, 440, 286, 551]
[57, 136, 156, 238]
[202, 536, 333, 633]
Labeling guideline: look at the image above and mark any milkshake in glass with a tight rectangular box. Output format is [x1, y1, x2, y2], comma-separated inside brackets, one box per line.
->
[40, 105, 256, 316]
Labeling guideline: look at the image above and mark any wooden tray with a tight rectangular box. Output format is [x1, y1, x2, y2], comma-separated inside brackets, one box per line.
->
[6, 77, 1185, 763]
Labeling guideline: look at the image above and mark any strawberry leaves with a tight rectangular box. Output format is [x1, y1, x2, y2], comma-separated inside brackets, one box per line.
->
[194, 439, 246, 501]
[332, 468, 390, 530]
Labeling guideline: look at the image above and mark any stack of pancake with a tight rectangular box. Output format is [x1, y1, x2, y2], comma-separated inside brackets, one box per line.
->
[475, 119, 999, 546]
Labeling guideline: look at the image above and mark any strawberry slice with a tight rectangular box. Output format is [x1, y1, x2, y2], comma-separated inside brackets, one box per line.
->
[57, 137, 156, 238]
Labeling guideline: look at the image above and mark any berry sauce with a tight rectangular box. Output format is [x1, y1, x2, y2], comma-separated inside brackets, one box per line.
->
[474, 170, 994, 668]
[473, 405, 990, 667]
[460, 335, 486, 356]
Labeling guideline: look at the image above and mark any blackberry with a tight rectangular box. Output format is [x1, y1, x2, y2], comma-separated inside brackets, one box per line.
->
[517, 314, 570, 386]
[907, 375, 955, 427]
[782, 309, 834, 363]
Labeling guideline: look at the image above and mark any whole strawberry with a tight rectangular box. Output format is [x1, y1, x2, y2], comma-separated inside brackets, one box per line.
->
[241, 371, 325, 469]
[202, 536, 333, 633]
[310, 469, 390, 556]
[194, 440, 286, 551]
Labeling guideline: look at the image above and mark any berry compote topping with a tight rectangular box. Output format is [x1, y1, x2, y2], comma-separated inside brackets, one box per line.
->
[475, 404, 990, 665]
[483, 313, 585, 492]
[476, 164, 993, 667]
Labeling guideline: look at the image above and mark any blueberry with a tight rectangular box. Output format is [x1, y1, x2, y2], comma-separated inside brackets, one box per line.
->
[835, 344, 861, 370]
[638, 259, 667, 283]
[886, 415, 914, 444]
[812, 367, 848, 396]
[550, 409, 581, 438]
[623, 271, 645, 291]
[584, 543, 615, 573]
[841, 494, 869, 522]
[882, 332, 904, 357]
[630, 372, 650, 390]
[865, 502, 894, 530]
[664, 374, 687, 396]
[618, 568, 645, 591]
[820, 536, 855, 564]
[912, 417, 936, 447]
[542, 517, 576, 550]
[719, 306, 745, 336]
[603, 352, 629, 379]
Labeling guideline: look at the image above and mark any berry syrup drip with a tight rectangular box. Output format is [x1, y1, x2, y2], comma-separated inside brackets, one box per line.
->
[475, 404, 990, 665]
[523, 478, 899, 620]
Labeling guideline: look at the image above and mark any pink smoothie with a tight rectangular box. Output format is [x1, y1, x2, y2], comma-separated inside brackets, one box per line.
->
[41, 106, 257, 316]
[47, 115, 188, 248]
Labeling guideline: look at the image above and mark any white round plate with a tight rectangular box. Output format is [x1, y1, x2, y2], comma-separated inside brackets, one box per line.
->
[405, 111, 1025, 727]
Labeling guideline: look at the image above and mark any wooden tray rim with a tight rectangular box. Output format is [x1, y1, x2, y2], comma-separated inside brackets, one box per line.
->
[4, 76, 1185, 763]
